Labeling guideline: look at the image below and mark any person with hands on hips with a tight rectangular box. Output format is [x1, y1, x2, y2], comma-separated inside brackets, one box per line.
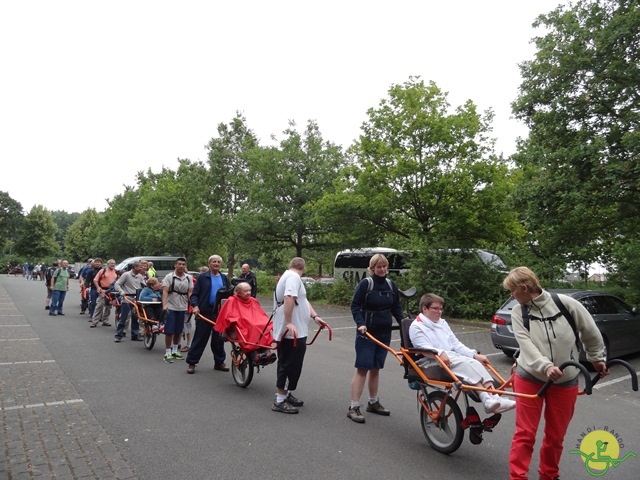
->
[271, 257, 324, 414]
[347, 254, 404, 424]
[503, 267, 608, 480]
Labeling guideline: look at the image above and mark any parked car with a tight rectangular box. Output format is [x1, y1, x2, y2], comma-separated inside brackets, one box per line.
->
[300, 277, 317, 286]
[317, 277, 335, 285]
[490, 289, 640, 361]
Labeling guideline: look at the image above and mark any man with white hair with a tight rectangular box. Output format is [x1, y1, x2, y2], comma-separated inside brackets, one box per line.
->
[186, 255, 232, 374]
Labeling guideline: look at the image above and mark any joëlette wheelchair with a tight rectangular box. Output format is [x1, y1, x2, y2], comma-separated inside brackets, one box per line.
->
[120, 293, 164, 350]
[196, 287, 332, 388]
[364, 288, 638, 454]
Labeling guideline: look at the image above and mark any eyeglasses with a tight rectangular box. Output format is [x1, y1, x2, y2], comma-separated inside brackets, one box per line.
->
[429, 307, 444, 312]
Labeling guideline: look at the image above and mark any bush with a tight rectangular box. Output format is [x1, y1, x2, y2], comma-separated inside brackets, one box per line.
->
[326, 280, 354, 306]
[407, 249, 506, 320]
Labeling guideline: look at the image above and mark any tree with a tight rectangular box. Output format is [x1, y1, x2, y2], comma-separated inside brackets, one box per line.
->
[128, 161, 216, 263]
[0, 191, 23, 254]
[65, 209, 100, 261]
[204, 113, 260, 274]
[511, 0, 640, 268]
[50, 210, 81, 254]
[248, 120, 345, 258]
[323, 77, 520, 249]
[92, 187, 140, 261]
[14, 205, 59, 259]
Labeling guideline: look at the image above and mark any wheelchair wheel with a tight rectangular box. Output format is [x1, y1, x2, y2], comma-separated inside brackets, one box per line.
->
[420, 390, 464, 454]
[143, 329, 156, 350]
[230, 345, 254, 388]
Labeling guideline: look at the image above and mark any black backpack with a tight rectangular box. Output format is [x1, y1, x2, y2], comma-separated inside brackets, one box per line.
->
[45, 267, 57, 284]
[520, 291, 580, 350]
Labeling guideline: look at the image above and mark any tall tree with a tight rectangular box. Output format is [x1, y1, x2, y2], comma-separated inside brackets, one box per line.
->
[204, 113, 259, 274]
[322, 77, 519, 249]
[65, 209, 100, 261]
[0, 191, 23, 253]
[511, 0, 640, 269]
[248, 120, 345, 257]
[128, 161, 216, 263]
[93, 187, 140, 261]
[14, 205, 59, 259]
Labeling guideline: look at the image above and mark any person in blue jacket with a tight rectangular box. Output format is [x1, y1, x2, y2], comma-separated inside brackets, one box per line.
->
[185, 255, 231, 374]
[347, 254, 403, 423]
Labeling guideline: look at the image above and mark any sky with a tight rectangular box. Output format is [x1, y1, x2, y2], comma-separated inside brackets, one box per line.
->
[0, 0, 567, 214]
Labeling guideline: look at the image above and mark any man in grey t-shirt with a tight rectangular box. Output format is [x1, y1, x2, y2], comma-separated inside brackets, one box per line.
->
[114, 262, 145, 342]
[161, 258, 192, 364]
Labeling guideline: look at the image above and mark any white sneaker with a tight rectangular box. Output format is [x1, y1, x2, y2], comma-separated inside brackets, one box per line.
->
[495, 398, 516, 413]
[483, 397, 501, 414]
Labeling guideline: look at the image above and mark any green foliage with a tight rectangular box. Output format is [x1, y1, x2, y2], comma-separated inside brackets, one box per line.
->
[64, 209, 100, 261]
[323, 77, 520, 248]
[13, 206, 60, 259]
[255, 271, 277, 296]
[325, 280, 355, 306]
[247, 120, 345, 257]
[93, 187, 139, 260]
[205, 113, 260, 275]
[511, 0, 640, 267]
[0, 191, 24, 250]
[407, 246, 507, 320]
[129, 161, 217, 261]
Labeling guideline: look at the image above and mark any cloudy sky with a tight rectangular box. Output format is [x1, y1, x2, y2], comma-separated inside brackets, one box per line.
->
[0, 0, 565, 214]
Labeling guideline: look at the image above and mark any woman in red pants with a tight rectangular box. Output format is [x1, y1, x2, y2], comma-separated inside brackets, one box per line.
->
[503, 267, 608, 480]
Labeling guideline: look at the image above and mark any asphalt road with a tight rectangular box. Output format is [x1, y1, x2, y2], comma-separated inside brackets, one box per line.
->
[2, 275, 639, 479]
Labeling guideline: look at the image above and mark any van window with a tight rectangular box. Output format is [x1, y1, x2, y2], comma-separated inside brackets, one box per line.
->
[115, 256, 183, 280]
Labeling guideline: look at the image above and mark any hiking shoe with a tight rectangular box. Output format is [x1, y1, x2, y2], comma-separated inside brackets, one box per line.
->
[286, 393, 304, 407]
[164, 354, 174, 364]
[272, 401, 299, 414]
[186, 364, 196, 374]
[45, 306, 49, 310]
[347, 407, 365, 423]
[114, 336, 122, 343]
[101, 323, 112, 327]
[90, 324, 97, 328]
[214, 363, 230, 372]
[366, 400, 390, 416]
[172, 351, 184, 360]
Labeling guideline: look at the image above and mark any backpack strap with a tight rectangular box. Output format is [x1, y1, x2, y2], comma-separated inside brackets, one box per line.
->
[550, 291, 580, 350]
[520, 293, 580, 350]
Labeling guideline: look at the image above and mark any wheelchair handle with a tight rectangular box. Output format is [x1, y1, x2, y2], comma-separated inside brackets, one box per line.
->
[538, 361, 592, 397]
[590, 358, 638, 391]
[399, 286, 417, 299]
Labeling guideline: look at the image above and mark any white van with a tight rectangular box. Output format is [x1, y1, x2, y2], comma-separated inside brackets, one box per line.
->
[333, 247, 506, 284]
[114, 256, 183, 281]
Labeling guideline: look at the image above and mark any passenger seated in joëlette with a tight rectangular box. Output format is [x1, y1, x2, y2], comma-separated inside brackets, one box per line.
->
[409, 293, 516, 414]
[214, 282, 275, 361]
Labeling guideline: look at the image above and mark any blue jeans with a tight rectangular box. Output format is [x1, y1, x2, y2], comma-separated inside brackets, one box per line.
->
[88, 289, 98, 318]
[115, 297, 140, 338]
[50, 290, 67, 314]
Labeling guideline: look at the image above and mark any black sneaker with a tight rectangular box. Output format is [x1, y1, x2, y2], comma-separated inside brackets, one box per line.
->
[366, 400, 390, 416]
[286, 393, 304, 407]
[272, 401, 299, 414]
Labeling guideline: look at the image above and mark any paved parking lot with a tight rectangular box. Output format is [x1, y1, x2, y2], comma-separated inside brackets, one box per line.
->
[1, 276, 639, 479]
